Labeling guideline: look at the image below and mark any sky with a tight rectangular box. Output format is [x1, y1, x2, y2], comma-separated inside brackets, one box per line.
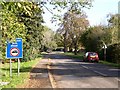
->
[84, 0, 119, 26]
[42, 0, 119, 31]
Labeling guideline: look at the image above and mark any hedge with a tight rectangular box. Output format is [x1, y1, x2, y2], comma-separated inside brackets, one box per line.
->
[99, 42, 120, 64]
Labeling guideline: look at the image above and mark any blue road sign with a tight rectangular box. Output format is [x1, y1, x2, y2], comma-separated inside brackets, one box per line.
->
[6, 38, 23, 59]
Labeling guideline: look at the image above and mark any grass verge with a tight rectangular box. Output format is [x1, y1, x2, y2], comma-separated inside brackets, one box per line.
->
[1, 57, 41, 88]
[63, 52, 120, 68]
[99, 60, 120, 68]
[63, 52, 84, 60]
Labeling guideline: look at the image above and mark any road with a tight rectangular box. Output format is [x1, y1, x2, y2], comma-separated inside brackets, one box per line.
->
[43, 52, 120, 89]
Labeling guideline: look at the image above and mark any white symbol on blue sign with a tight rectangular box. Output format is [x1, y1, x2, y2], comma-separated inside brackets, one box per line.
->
[6, 38, 23, 59]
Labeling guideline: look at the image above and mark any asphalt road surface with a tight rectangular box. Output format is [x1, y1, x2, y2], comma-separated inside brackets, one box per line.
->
[43, 52, 120, 89]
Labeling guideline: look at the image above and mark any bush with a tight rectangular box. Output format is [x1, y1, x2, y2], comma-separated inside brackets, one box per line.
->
[98, 50, 104, 60]
[98, 43, 120, 64]
[103, 43, 120, 63]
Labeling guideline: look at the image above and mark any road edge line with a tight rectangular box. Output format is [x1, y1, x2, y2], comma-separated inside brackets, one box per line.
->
[47, 59, 57, 88]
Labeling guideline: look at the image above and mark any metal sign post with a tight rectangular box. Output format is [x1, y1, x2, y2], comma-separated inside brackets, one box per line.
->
[6, 38, 23, 77]
[18, 58, 20, 76]
[10, 59, 12, 77]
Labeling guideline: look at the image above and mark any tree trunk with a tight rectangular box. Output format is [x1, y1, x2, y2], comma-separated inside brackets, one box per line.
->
[74, 46, 77, 55]
[63, 33, 67, 52]
[64, 42, 67, 52]
[74, 42, 77, 55]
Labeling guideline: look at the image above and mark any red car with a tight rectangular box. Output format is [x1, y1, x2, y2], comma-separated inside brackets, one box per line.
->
[83, 52, 99, 62]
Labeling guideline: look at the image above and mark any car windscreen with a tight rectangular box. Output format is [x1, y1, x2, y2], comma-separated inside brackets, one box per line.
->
[89, 53, 97, 56]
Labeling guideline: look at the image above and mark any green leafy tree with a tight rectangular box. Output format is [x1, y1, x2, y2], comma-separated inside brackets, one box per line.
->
[57, 10, 89, 54]
[0, 0, 93, 61]
[80, 26, 108, 52]
[107, 14, 119, 43]
[1, 2, 43, 61]
[1, 2, 27, 60]
[54, 33, 64, 47]
[41, 26, 57, 51]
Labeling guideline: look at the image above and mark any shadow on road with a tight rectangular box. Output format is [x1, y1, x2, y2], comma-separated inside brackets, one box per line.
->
[42, 53, 72, 60]
[42, 53, 120, 78]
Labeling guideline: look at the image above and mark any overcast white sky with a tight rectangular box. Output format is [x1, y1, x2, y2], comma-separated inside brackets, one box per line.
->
[42, 0, 119, 31]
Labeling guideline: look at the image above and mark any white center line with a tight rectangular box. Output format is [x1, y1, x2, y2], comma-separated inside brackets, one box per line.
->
[93, 70, 107, 77]
[81, 65, 107, 77]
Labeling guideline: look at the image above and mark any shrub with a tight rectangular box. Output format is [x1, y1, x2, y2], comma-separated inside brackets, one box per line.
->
[98, 42, 120, 64]
[106, 43, 120, 63]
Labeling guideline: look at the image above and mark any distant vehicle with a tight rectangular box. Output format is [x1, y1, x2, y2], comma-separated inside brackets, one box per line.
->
[83, 52, 99, 63]
[46, 49, 52, 53]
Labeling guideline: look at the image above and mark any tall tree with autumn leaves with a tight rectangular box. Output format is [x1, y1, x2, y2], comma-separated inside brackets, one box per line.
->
[57, 10, 89, 55]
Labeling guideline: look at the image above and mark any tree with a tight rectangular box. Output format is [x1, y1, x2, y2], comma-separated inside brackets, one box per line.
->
[1, 2, 26, 60]
[57, 10, 89, 54]
[1, 2, 44, 61]
[107, 14, 119, 44]
[54, 33, 64, 47]
[41, 0, 92, 54]
[0, 1, 93, 61]
[80, 26, 108, 52]
[41, 26, 57, 51]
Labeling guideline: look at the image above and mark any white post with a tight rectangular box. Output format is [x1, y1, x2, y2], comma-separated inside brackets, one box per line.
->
[103, 43, 107, 61]
[104, 45, 106, 61]
[18, 58, 20, 76]
[10, 59, 12, 77]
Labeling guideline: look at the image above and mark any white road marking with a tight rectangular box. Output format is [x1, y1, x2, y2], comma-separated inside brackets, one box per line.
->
[82, 65, 120, 82]
[81, 65, 107, 77]
[47, 59, 57, 88]
[81, 65, 89, 69]
[93, 70, 107, 77]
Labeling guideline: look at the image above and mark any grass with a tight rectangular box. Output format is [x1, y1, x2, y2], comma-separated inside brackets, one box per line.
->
[1, 57, 41, 88]
[99, 60, 120, 68]
[63, 52, 120, 68]
[63, 52, 84, 60]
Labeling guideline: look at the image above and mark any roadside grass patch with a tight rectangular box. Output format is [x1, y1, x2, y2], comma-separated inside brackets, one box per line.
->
[99, 60, 120, 68]
[1, 57, 41, 88]
[63, 52, 84, 60]
[63, 52, 120, 68]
